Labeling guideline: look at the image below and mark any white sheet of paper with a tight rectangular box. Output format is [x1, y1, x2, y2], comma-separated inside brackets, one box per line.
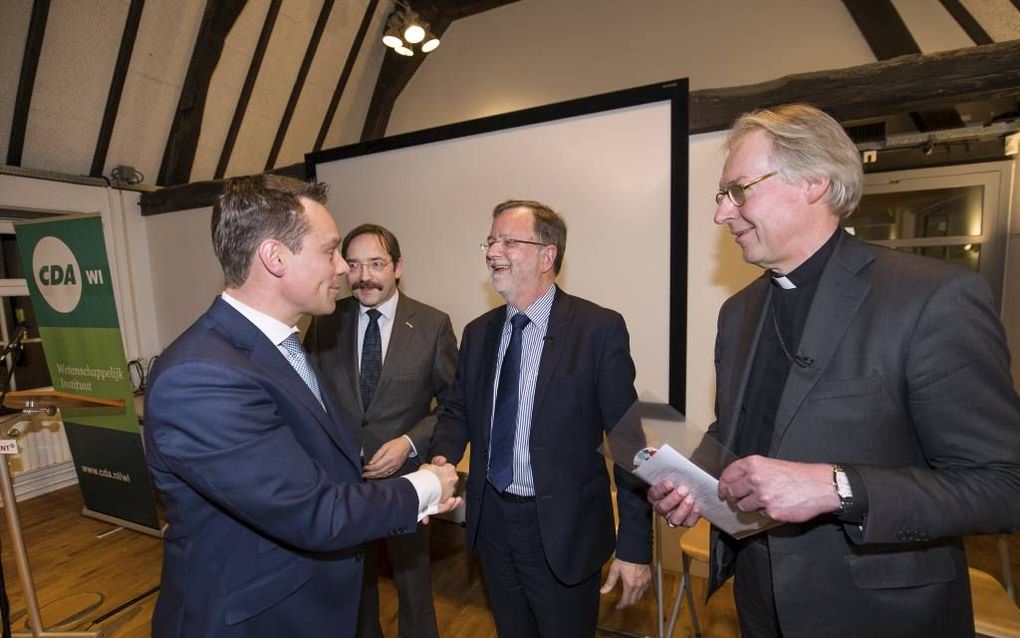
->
[634, 444, 776, 539]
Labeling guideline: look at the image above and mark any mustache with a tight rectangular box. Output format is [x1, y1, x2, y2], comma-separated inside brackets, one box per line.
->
[352, 281, 384, 291]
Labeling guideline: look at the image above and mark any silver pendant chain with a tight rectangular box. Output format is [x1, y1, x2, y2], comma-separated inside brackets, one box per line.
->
[770, 299, 796, 365]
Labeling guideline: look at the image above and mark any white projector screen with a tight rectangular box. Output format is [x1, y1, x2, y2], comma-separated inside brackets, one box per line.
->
[310, 81, 688, 410]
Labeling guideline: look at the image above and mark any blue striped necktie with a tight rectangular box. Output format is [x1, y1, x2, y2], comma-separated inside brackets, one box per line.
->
[360, 309, 383, 409]
[488, 313, 530, 492]
[280, 333, 325, 409]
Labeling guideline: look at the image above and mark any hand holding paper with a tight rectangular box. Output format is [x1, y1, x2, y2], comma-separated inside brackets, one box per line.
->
[602, 401, 778, 539]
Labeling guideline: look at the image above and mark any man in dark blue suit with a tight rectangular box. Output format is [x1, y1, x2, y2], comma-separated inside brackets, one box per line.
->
[144, 174, 460, 638]
[430, 200, 652, 637]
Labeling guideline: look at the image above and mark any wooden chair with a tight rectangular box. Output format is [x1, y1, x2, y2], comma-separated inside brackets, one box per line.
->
[665, 518, 711, 637]
[972, 567, 1020, 638]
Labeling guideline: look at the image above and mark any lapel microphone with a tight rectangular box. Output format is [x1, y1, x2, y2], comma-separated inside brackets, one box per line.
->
[543, 335, 555, 344]
[793, 355, 814, 368]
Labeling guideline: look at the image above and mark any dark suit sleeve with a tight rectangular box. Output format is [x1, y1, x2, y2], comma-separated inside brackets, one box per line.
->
[405, 314, 458, 455]
[852, 272, 1020, 543]
[601, 313, 654, 565]
[429, 325, 471, 464]
[146, 360, 419, 552]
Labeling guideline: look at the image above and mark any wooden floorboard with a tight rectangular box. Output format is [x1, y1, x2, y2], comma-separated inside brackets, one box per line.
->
[0, 486, 1016, 636]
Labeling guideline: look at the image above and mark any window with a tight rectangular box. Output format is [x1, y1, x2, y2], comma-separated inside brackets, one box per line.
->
[854, 161, 1012, 309]
[0, 221, 52, 391]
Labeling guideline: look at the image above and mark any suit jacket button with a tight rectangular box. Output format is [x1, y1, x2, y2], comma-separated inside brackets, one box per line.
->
[361, 418, 369, 427]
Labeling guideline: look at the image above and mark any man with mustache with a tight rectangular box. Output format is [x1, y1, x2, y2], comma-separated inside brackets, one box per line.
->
[144, 176, 461, 637]
[431, 200, 652, 637]
[306, 223, 457, 638]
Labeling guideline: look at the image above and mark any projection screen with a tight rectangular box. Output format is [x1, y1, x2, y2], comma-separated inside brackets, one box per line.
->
[309, 80, 688, 411]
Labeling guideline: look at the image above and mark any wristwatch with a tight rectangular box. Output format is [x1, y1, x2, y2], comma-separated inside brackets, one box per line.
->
[832, 464, 854, 515]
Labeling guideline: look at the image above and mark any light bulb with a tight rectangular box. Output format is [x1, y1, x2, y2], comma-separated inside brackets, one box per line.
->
[404, 24, 426, 44]
[382, 34, 403, 48]
[421, 37, 439, 53]
[395, 45, 414, 56]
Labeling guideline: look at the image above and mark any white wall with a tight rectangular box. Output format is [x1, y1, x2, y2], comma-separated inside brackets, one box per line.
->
[387, 0, 876, 136]
[142, 205, 221, 348]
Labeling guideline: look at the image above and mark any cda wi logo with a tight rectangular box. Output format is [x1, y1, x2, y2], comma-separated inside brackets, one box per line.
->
[32, 236, 105, 314]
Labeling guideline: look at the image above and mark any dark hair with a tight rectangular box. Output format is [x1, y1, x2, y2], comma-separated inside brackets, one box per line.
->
[341, 223, 402, 263]
[211, 174, 328, 287]
[492, 199, 567, 274]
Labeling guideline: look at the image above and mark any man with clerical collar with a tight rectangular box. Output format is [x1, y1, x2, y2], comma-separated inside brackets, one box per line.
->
[431, 200, 652, 637]
[650, 104, 1020, 637]
[306, 223, 458, 638]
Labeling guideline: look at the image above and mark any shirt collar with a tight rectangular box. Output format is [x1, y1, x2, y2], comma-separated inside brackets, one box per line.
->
[506, 283, 556, 332]
[221, 291, 298, 346]
[771, 227, 843, 290]
[360, 289, 399, 321]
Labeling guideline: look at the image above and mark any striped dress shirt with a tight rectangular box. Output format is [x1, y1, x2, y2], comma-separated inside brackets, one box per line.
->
[488, 284, 556, 497]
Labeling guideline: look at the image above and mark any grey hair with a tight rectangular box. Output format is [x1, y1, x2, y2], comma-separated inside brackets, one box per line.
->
[727, 104, 863, 217]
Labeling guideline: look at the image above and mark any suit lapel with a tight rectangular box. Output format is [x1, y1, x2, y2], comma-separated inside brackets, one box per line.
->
[721, 277, 769, 451]
[368, 296, 416, 415]
[532, 290, 570, 419]
[250, 336, 362, 468]
[769, 235, 874, 452]
[209, 299, 362, 469]
[479, 309, 505, 451]
[338, 301, 362, 414]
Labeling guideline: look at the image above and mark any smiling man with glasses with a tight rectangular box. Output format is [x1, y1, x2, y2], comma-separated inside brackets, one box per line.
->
[431, 199, 652, 637]
[306, 223, 458, 638]
[649, 104, 1020, 638]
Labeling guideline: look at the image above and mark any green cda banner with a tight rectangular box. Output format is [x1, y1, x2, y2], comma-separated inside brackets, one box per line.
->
[16, 214, 159, 531]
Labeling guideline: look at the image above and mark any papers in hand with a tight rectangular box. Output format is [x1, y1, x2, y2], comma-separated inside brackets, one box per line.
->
[633, 444, 776, 539]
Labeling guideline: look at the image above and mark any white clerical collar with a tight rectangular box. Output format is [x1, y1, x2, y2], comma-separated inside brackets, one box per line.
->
[772, 274, 797, 290]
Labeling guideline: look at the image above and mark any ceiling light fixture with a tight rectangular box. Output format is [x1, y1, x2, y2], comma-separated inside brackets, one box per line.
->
[380, 3, 439, 57]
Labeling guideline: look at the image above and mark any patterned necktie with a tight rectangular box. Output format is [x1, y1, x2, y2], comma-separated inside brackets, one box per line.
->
[488, 312, 530, 492]
[280, 333, 325, 409]
[360, 309, 383, 409]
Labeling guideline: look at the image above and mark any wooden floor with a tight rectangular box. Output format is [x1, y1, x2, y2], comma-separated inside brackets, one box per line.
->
[0, 486, 1017, 637]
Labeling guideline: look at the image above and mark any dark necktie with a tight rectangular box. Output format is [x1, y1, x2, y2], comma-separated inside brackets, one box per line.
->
[488, 313, 530, 492]
[280, 333, 325, 409]
[360, 309, 383, 409]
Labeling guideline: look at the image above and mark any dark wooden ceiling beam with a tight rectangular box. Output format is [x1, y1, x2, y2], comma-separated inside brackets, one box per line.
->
[264, 0, 335, 171]
[7, 0, 50, 167]
[90, 0, 145, 178]
[690, 40, 1020, 134]
[140, 40, 1020, 216]
[314, 0, 379, 152]
[360, 0, 518, 141]
[937, 0, 993, 45]
[840, 0, 964, 131]
[841, 0, 920, 59]
[215, 0, 281, 179]
[156, 0, 247, 186]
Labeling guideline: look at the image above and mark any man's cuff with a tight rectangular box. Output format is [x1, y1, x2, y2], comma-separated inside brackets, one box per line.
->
[837, 464, 869, 525]
[403, 434, 418, 458]
[402, 469, 441, 521]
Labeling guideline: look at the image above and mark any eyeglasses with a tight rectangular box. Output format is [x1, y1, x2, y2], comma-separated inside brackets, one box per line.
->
[479, 237, 549, 252]
[715, 171, 777, 207]
[347, 259, 392, 273]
